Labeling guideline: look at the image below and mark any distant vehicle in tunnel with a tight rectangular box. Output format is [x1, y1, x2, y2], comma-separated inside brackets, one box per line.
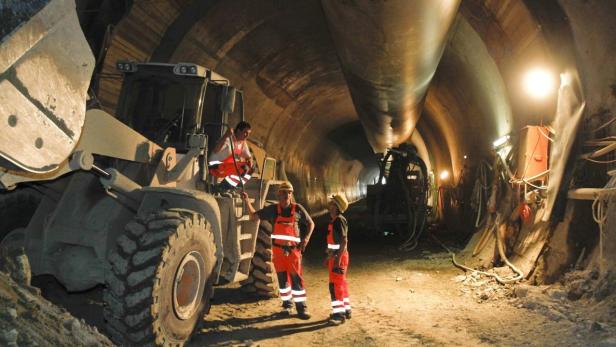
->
[367, 144, 430, 249]
[0, 1, 286, 345]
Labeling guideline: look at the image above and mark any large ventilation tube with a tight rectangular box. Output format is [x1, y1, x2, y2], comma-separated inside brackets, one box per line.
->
[321, 0, 461, 153]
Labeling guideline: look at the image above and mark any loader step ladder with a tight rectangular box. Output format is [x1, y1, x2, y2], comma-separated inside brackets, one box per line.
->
[232, 193, 260, 283]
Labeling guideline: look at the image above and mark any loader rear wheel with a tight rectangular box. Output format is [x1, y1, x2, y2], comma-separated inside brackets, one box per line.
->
[241, 221, 279, 297]
[104, 209, 216, 347]
[0, 188, 41, 254]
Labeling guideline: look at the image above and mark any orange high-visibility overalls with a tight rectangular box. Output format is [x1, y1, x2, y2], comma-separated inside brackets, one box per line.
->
[208, 139, 251, 187]
[271, 203, 307, 308]
[327, 216, 350, 315]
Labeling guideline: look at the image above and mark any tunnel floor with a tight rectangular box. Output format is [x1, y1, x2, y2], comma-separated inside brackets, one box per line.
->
[31, 208, 616, 347]
[189, 239, 610, 347]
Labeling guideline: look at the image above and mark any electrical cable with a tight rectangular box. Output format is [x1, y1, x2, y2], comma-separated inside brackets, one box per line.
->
[537, 127, 555, 143]
[587, 116, 616, 134]
[585, 157, 616, 164]
[431, 214, 524, 285]
[591, 176, 616, 269]
[582, 142, 616, 160]
[443, 153, 524, 284]
[520, 179, 548, 190]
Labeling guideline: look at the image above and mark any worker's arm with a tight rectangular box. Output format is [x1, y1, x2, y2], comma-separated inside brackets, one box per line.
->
[334, 217, 348, 267]
[299, 206, 315, 252]
[337, 234, 348, 267]
[241, 192, 260, 221]
[212, 128, 232, 154]
[241, 143, 254, 168]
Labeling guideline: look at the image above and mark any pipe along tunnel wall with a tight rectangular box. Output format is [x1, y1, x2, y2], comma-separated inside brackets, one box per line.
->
[88, 0, 616, 280]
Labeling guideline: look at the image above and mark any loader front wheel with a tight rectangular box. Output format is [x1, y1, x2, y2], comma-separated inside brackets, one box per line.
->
[241, 221, 279, 297]
[104, 209, 216, 347]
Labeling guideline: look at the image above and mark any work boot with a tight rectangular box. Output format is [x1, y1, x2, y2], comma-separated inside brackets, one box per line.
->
[281, 301, 293, 316]
[296, 304, 311, 320]
[345, 309, 352, 320]
[328, 313, 345, 325]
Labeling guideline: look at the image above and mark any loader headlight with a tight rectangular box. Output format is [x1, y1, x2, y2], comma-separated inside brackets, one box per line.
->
[116, 61, 136, 72]
[174, 63, 201, 76]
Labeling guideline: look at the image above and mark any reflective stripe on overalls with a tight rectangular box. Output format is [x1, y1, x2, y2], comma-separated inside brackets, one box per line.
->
[208, 138, 252, 185]
[328, 216, 350, 314]
[272, 203, 306, 305]
[272, 203, 300, 244]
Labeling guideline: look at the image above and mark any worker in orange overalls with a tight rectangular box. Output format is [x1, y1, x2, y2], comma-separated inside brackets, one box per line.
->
[242, 181, 315, 319]
[326, 193, 351, 325]
[208, 121, 253, 189]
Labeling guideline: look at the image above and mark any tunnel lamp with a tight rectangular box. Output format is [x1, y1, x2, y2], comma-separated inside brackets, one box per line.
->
[463, 155, 468, 160]
[523, 67, 556, 99]
[493, 135, 510, 149]
[439, 170, 449, 181]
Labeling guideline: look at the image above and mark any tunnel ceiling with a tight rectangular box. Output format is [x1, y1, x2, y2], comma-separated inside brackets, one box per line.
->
[93, 0, 569, 210]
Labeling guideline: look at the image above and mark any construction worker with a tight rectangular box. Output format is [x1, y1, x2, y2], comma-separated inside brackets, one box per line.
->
[326, 193, 351, 325]
[208, 121, 253, 189]
[241, 181, 315, 319]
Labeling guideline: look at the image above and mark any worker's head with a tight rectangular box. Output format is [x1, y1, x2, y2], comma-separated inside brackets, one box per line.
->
[277, 181, 294, 205]
[234, 121, 252, 141]
[328, 193, 349, 216]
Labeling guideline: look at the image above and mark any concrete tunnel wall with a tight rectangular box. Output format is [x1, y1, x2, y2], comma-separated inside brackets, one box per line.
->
[90, 0, 608, 222]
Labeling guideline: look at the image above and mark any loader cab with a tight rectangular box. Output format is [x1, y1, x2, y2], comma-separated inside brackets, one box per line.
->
[115, 61, 244, 154]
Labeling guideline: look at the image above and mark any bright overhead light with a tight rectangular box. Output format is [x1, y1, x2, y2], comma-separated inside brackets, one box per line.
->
[439, 170, 449, 181]
[523, 67, 556, 99]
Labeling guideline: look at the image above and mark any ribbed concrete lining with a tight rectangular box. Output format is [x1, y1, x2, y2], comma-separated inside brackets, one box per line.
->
[96, 0, 561, 212]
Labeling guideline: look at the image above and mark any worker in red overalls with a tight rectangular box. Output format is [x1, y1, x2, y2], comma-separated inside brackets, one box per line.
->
[242, 181, 315, 319]
[326, 193, 351, 325]
[208, 121, 253, 189]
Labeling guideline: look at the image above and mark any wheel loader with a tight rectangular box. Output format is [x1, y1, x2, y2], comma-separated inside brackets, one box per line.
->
[1, 1, 281, 345]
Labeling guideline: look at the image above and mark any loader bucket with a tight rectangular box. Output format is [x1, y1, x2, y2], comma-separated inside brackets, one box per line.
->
[0, 0, 94, 174]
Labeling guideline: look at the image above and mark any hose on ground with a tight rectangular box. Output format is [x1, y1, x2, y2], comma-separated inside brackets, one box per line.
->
[431, 214, 524, 285]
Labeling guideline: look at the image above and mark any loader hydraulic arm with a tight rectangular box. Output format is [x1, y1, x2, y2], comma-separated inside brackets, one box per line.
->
[165, 134, 207, 183]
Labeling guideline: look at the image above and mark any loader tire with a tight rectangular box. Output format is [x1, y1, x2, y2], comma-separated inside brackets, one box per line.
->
[0, 188, 41, 253]
[104, 209, 216, 347]
[241, 221, 279, 298]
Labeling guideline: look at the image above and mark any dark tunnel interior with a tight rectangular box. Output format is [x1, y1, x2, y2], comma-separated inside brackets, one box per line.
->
[78, 0, 580, 213]
[3, 0, 616, 345]
[58, 0, 616, 272]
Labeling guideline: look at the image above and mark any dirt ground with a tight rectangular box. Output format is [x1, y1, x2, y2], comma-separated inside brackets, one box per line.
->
[23, 218, 616, 347]
[190, 237, 616, 347]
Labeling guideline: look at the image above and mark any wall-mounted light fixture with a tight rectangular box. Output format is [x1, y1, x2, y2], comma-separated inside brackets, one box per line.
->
[439, 170, 449, 182]
[493, 135, 510, 149]
[523, 67, 556, 99]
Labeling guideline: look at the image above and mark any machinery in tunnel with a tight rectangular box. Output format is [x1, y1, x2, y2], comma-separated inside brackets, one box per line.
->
[0, 2, 288, 345]
[366, 144, 429, 248]
[3, 0, 616, 344]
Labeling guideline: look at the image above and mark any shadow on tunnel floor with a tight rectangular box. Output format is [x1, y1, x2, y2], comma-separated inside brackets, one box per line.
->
[190, 318, 331, 347]
[210, 287, 271, 305]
